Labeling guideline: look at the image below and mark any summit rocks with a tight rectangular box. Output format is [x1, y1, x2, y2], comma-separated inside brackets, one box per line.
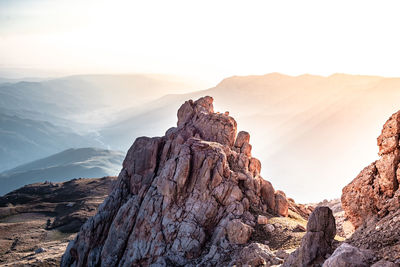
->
[61, 96, 291, 266]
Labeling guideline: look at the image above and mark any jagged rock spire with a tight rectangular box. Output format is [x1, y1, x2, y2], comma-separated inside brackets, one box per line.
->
[61, 96, 288, 266]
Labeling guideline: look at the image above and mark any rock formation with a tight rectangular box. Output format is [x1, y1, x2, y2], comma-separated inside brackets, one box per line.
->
[283, 206, 337, 267]
[342, 111, 400, 228]
[341, 110, 400, 264]
[61, 96, 290, 266]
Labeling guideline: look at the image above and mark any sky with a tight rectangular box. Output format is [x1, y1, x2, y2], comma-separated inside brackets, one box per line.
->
[1, 0, 400, 84]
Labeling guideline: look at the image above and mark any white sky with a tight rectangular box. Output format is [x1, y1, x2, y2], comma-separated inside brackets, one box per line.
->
[1, 0, 400, 83]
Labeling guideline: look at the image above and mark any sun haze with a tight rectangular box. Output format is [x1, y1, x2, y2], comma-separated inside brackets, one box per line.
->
[1, 0, 400, 83]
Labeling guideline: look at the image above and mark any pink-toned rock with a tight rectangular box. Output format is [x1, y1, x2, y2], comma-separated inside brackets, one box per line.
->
[235, 131, 250, 148]
[226, 219, 254, 244]
[261, 179, 276, 212]
[61, 96, 289, 267]
[249, 157, 261, 176]
[257, 215, 268, 225]
[342, 110, 400, 228]
[275, 190, 289, 217]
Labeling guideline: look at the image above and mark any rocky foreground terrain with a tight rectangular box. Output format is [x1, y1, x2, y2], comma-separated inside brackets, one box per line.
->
[0, 177, 116, 266]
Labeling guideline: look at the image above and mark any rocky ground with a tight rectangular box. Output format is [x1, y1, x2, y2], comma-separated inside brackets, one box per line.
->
[0, 177, 116, 266]
[0, 212, 74, 266]
[0, 179, 315, 266]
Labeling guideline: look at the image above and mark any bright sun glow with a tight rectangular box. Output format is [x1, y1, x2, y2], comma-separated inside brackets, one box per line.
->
[1, 0, 400, 83]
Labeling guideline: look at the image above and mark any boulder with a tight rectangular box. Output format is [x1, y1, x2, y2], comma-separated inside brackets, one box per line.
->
[275, 190, 289, 217]
[323, 243, 374, 267]
[257, 215, 268, 225]
[235, 131, 250, 148]
[226, 219, 253, 245]
[264, 224, 275, 233]
[283, 206, 336, 267]
[261, 180, 276, 211]
[230, 243, 283, 266]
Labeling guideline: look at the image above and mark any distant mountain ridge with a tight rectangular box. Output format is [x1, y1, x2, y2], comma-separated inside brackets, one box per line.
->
[0, 147, 124, 196]
[3, 72, 400, 201]
[0, 73, 203, 172]
[0, 113, 102, 171]
[98, 73, 400, 202]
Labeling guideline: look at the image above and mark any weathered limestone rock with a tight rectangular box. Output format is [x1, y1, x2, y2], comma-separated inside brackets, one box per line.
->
[283, 206, 336, 267]
[61, 96, 289, 267]
[342, 111, 400, 228]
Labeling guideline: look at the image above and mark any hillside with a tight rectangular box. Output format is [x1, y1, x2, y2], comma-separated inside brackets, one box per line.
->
[0, 114, 105, 172]
[0, 148, 124, 196]
[0, 73, 203, 172]
[0, 74, 204, 127]
[0, 177, 116, 266]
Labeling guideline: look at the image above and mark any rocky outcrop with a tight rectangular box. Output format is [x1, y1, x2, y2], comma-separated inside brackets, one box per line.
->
[283, 206, 336, 267]
[61, 96, 290, 266]
[342, 111, 400, 228]
[341, 110, 400, 264]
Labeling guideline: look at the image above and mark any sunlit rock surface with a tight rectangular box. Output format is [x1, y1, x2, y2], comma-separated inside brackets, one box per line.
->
[61, 96, 290, 266]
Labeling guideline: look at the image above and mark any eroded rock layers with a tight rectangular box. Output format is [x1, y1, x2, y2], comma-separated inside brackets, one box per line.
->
[61, 96, 289, 266]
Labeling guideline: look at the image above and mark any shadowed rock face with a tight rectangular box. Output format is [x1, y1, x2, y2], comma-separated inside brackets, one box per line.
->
[342, 111, 400, 228]
[61, 96, 289, 266]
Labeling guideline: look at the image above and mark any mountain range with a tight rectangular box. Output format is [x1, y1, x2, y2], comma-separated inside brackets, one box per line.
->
[98, 73, 400, 202]
[2, 72, 400, 202]
[0, 74, 202, 181]
[0, 147, 124, 195]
